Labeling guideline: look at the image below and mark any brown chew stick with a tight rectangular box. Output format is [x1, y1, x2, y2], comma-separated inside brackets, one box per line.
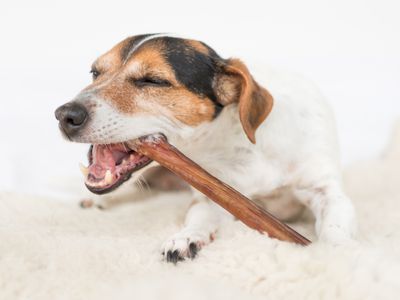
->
[134, 135, 311, 246]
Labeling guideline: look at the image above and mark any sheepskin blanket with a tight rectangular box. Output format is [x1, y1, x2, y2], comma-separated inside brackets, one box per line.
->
[1, 122, 399, 300]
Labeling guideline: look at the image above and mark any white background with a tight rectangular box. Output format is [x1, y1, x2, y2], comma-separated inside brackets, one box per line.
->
[0, 0, 399, 195]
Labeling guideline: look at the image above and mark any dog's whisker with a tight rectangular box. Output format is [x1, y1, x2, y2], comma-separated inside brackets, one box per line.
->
[139, 175, 150, 190]
[135, 178, 145, 192]
[135, 174, 150, 193]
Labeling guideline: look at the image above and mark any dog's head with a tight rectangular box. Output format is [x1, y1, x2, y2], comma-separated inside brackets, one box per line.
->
[55, 34, 273, 194]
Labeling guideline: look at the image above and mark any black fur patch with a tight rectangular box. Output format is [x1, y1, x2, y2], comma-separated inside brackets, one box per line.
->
[121, 35, 226, 117]
[161, 37, 224, 117]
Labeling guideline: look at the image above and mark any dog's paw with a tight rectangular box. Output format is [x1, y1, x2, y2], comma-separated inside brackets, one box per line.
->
[161, 229, 215, 264]
[79, 198, 107, 210]
[79, 198, 94, 209]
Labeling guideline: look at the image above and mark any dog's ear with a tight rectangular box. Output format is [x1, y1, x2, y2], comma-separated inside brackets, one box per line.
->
[213, 59, 273, 143]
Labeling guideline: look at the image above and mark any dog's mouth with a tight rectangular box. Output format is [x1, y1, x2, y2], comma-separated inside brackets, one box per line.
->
[80, 142, 153, 194]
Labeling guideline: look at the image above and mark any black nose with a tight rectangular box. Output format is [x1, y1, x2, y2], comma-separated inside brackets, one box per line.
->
[55, 102, 88, 137]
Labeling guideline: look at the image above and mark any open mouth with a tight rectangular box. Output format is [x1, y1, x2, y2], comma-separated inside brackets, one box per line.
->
[80, 142, 153, 194]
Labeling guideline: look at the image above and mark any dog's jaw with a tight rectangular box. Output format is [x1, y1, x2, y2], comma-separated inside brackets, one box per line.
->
[70, 97, 199, 195]
[82, 143, 154, 194]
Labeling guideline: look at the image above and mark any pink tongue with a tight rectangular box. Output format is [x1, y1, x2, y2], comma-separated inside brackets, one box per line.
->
[88, 145, 121, 179]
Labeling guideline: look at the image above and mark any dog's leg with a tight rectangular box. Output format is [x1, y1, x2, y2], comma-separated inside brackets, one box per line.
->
[162, 194, 232, 263]
[293, 180, 356, 244]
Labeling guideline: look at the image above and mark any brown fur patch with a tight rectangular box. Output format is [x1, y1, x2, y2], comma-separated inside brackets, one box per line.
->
[185, 40, 210, 55]
[99, 45, 175, 114]
[156, 88, 216, 125]
[86, 39, 216, 126]
[222, 59, 274, 143]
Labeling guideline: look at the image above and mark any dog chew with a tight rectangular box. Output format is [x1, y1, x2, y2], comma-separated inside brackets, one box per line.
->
[133, 135, 311, 246]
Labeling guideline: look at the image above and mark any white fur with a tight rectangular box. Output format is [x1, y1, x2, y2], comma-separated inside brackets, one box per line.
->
[75, 65, 356, 259]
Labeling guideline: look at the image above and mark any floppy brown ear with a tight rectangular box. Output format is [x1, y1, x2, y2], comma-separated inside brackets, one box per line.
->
[213, 59, 274, 143]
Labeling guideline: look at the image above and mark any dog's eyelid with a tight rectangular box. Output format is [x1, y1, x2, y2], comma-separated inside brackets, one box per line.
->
[130, 76, 172, 87]
[90, 68, 101, 80]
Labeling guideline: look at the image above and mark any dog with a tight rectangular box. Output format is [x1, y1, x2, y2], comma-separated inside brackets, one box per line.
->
[55, 33, 356, 263]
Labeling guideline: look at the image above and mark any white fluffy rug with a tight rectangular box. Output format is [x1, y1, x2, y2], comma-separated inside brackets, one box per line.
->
[1, 122, 400, 300]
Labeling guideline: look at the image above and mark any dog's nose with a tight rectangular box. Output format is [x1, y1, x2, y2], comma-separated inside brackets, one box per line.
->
[55, 102, 88, 136]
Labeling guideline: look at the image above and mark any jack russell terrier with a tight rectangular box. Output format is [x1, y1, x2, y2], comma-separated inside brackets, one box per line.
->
[55, 33, 356, 263]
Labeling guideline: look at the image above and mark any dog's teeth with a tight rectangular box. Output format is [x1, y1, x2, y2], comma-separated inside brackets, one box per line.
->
[79, 163, 89, 178]
[105, 170, 113, 185]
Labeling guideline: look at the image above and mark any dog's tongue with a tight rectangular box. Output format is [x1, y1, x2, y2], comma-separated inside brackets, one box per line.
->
[89, 144, 128, 179]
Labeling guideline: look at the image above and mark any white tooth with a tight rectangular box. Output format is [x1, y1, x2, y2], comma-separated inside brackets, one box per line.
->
[79, 163, 89, 178]
[105, 170, 113, 185]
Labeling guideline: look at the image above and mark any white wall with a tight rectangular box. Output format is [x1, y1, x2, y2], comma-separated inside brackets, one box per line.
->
[0, 0, 399, 195]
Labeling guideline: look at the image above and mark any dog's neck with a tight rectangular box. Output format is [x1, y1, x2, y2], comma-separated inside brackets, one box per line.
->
[170, 105, 257, 176]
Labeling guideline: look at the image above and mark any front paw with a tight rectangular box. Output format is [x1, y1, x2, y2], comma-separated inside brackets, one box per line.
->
[161, 229, 215, 264]
[79, 198, 95, 209]
[79, 198, 107, 210]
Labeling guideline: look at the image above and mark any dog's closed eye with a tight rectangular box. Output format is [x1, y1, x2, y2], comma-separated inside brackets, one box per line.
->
[132, 77, 172, 88]
[90, 69, 100, 80]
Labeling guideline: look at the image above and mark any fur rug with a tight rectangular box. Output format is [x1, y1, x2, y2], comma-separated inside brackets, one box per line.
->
[1, 121, 399, 300]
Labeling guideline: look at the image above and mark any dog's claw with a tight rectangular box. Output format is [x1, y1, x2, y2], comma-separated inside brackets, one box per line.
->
[164, 242, 200, 264]
[188, 243, 199, 259]
[166, 250, 184, 264]
[161, 229, 213, 263]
